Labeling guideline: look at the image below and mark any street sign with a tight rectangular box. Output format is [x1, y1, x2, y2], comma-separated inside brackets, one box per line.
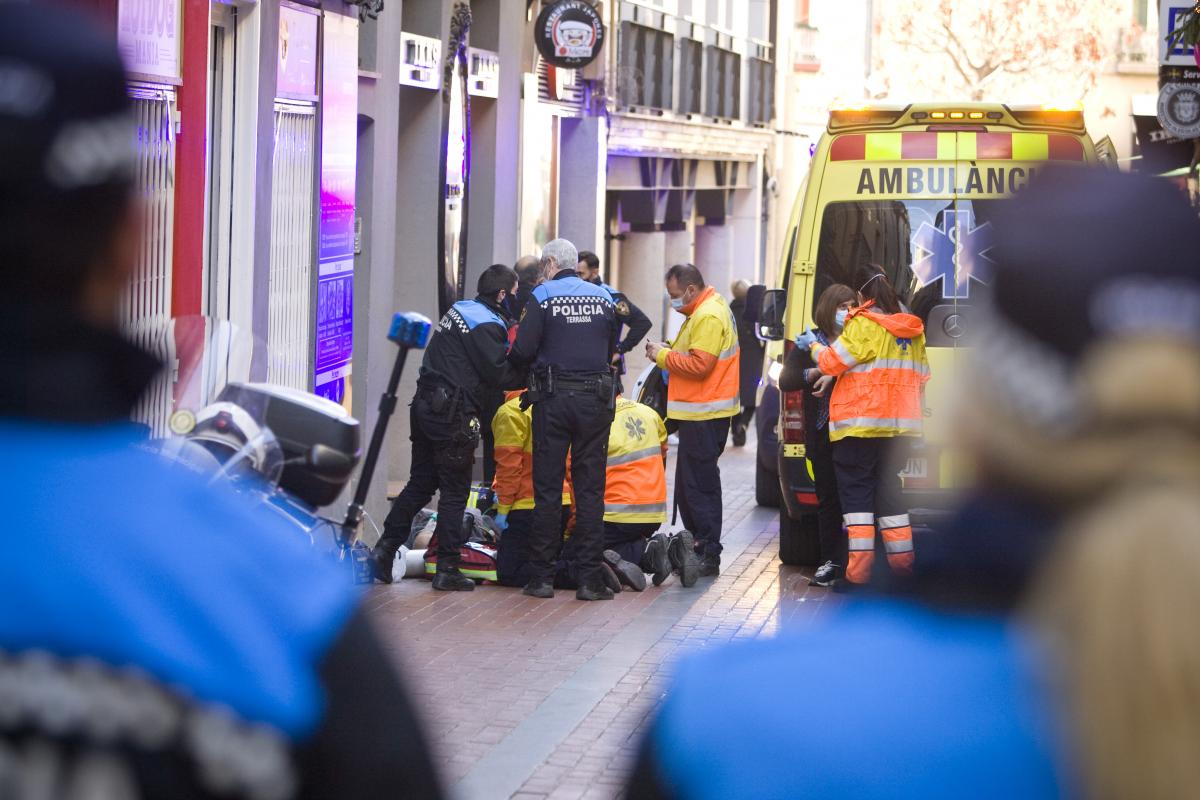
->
[1160, 1, 1198, 66]
[1158, 83, 1200, 140]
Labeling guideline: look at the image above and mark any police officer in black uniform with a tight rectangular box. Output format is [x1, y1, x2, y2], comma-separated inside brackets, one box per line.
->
[576, 250, 652, 369]
[373, 264, 521, 590]
[510, 239, 619, 600]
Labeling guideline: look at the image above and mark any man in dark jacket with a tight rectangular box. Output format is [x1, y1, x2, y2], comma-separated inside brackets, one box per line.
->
[373, 263, 521, 587]
[729, 280, 763, 447]
[576, 250, 653, 368]
[0, 7, 443, 797]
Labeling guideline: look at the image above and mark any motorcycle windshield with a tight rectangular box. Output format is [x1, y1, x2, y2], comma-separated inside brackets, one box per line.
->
[130, 316, 285, 489]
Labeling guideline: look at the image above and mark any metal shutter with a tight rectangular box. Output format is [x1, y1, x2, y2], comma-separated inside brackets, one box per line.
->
[267, 102, 317, 390]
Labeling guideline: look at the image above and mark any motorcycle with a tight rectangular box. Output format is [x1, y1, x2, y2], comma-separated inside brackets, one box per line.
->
[133, 313, 432, 583]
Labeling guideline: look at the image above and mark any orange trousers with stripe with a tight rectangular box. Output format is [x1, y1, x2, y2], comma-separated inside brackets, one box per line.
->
[831, 436, 915, 584]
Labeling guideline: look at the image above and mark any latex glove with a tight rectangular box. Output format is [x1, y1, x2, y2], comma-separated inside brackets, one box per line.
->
[794, 329, 818, 350]
[493, 513, 508, 532]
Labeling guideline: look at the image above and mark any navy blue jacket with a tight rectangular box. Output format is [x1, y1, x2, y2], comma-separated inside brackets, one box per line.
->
[597, 280, 653, 355]
[0, 314, 443, 799]
[511, 269, 618, 376]
[420, 296, 519, 409]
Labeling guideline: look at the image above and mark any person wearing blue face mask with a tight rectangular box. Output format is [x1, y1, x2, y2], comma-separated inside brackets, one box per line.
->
[779, 283, 857, 587]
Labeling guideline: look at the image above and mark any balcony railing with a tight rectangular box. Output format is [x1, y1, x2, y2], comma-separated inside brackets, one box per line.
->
[792, 24, 820, 73]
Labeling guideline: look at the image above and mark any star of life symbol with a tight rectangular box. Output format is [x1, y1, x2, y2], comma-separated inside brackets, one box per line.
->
[624, 416, 646, 439]
[911, 209, 995, 300]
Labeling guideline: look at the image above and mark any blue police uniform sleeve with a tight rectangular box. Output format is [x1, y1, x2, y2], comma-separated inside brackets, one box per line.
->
[510, 292, 545, 367]
[466, 318, 519, 389]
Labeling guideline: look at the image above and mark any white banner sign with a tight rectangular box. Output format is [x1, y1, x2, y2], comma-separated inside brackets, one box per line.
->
[118, 0, 181, 82]
[1160, 1, 1198, 67]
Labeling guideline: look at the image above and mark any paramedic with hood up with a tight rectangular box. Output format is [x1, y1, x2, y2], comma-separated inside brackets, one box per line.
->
[796, 264, 931, 587]
[510, 238, 619, 600]
[373, 264, 521, 589]
[0, 6, 443, 797]
[645, 264, 741, 577]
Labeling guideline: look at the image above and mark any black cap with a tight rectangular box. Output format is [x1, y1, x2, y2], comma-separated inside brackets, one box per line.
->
[0, 3, 134, 211]
[989, 167, 1200, 361]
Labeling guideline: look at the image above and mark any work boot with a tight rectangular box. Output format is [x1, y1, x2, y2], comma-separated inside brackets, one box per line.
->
[522, 578, 554, 599]
[371, 546, 398, 584]
[731, 421, 747, 448]
[808, 561, 843, 587]
[600, 561, 623, 594]
[668, 531, 700, 588]
[431, 569, 475, 591]
[604, 550, 647, 592]
[641, 533, 671, 586]
[697, 555, 720, 578]
[576, 581, 615, 601]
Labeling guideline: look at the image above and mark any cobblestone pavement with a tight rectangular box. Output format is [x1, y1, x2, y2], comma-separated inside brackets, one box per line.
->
[365, 431, 844, 799]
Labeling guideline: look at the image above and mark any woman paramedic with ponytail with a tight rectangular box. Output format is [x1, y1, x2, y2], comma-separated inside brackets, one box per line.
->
[795, 264, 931, 588]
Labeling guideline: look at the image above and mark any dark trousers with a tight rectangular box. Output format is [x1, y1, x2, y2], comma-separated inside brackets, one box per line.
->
[378, 398, 473, 571]
[497, 508, 572, 587]
[809, 424, 846, 566]
[675, 416, 731, 559]
[832, 435, 914, 583]
[530, 387, 613, 585]
[602, 521, 658, 567]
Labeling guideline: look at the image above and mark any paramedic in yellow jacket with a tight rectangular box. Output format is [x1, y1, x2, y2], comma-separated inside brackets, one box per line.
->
[491, 390, 573, 587]
[645, 264, 740, 578]
[797, 264, 931, 587]
[600, 395, 700, 590]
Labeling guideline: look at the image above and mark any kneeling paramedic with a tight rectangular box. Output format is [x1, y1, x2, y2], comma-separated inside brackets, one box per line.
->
[491, 389, 573, 587]
[510, 239, 619, 600]
[601, 393, 700, 590]
[374, 264, 522, 590]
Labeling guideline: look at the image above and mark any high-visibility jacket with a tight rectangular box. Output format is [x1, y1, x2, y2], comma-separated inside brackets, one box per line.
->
[491, 394, 572, 513]
[605, 398, 669, 524]
[655, 286, 741, 421]
[812, 302, 931, 441]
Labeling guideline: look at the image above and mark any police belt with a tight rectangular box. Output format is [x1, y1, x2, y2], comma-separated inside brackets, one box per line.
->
[552, 372, 608, 389]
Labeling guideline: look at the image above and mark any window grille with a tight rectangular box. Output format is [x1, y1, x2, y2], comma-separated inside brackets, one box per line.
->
[267, 103, 317, 390]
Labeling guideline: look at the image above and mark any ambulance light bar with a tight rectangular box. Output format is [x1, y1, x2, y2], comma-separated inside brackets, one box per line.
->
[1006, 104, 1086, 131]
[828, 104, 910, 130]
[914, 110, 1004, 122]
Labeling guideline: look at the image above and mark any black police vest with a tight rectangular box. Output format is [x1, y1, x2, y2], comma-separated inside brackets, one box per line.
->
[530, 275, 615, 374]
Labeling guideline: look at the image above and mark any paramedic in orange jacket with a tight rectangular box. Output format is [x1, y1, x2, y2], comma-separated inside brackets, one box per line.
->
[600, 394, 692, 590]
[796, 264, 931, 586]
[645, 264, 740, 578]
[491, 391, 572, 587]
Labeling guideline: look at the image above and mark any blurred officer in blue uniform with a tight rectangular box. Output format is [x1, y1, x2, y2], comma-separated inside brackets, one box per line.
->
[510, 239, 619, 600]
[373, 264, 521, 590]
[0, 7, 442, 797]
[576, 250, 652, 370]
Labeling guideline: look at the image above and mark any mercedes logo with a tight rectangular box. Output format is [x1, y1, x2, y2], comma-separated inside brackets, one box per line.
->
[943, 313, 965, 339]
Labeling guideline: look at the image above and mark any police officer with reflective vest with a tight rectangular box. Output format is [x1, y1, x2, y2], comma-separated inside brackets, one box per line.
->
[373, 264, 521, 590]
[510, 239, 619, 600]
[576, 250, 652, 369]
[645, 264, 741, 578]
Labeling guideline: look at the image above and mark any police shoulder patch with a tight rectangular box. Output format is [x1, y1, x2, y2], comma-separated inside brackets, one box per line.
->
[520, 306, 527, 321]
[616, 300, 631, 316]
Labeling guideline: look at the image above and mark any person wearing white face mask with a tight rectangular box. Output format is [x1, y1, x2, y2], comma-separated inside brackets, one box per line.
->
[645, 264, 741, 577]
[779, 284, 857, 586]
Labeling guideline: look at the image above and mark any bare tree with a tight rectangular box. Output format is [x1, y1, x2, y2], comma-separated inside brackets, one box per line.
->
[875, 0, 1119, 102]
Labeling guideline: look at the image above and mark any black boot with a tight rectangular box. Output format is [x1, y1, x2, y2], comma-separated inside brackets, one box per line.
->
[371, 545, 399, 584]
[599, 561, 624, 593]
[431, 568, 475, 591]
[667, 531, 700, 588]
[523, 578, 554, 598]
[697, 555, 720, 577]
[604, 550, 646, 592]
[576, 580, 615, 601]
[640, 533, 671, 586]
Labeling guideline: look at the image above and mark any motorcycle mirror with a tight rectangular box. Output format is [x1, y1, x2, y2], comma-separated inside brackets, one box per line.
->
[307, 444, 354, 475]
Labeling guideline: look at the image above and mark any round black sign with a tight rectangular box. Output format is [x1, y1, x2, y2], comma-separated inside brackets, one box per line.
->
[535, 0, 605, 69]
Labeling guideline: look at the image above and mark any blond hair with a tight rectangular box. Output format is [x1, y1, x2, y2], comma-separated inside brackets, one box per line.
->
[957, 336, 1200, 799]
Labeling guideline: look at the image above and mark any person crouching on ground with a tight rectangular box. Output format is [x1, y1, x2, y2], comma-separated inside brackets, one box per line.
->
[795, 265, 930, 588]
[778, 283, 856, 587]
[601, 391, 700, 590]
[491, 389, 573, 588]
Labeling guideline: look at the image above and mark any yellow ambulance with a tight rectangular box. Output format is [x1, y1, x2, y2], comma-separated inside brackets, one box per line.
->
[753, 102, 1106, 565]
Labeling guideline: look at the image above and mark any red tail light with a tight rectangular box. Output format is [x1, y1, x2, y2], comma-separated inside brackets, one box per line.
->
[782, 389, 805, 444]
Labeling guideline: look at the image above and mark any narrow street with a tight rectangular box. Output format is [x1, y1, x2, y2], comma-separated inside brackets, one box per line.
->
[365, 432, 845, 800]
